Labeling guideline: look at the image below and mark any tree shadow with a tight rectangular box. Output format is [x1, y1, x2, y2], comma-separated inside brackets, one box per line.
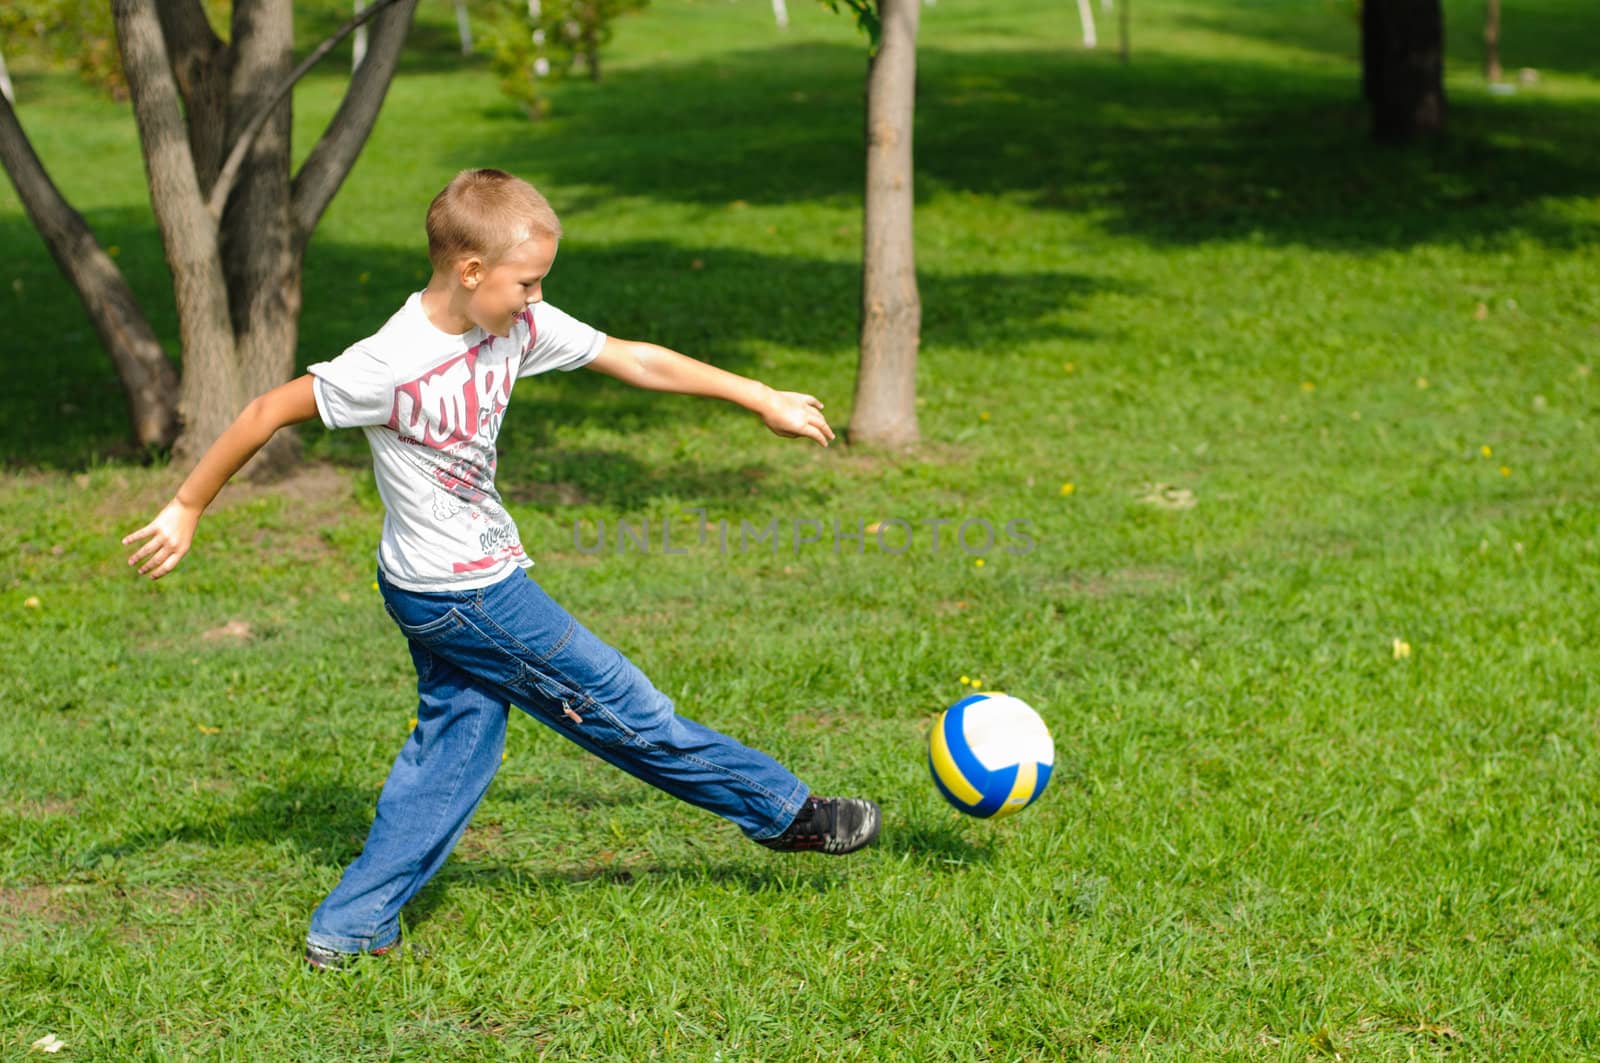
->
[478, 39, 1600, 251]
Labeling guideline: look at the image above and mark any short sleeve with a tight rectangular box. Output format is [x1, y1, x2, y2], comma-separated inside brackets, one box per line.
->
[519, 301, 606, 377]
[308, 344, 394, 430]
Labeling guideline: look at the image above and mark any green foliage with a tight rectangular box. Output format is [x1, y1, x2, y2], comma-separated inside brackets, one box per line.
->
[483, 0, 649, 119]
[817, 0, 879, 48]
[0, 0, 126, 99]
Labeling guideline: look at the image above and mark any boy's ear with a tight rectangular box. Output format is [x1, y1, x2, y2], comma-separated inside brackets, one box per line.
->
[458, 255, 485, 290]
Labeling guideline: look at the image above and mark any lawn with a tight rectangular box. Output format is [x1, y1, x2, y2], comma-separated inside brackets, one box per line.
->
[3, 0, 1600, 1058]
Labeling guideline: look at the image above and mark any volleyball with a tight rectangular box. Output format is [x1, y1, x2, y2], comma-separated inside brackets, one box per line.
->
[928, 693, 1054, 818]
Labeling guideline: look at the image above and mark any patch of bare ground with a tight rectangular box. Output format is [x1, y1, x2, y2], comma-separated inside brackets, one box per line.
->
[503, 480, 592, 506]
[0, 883, 210, 944]
[454, 822, 505, 860]
[2, 796, 79, 819]
[836, 439, 967, 470]
[1066, 566, 1184, 597]
[87, 461, 360, 525]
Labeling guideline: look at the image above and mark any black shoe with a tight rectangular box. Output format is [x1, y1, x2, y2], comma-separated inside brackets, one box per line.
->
[304, 940, 397, 971]
[758, 795, 881, 855]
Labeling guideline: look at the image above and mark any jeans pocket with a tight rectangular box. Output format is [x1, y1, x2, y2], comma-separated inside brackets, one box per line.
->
[383, 602, 464, 642]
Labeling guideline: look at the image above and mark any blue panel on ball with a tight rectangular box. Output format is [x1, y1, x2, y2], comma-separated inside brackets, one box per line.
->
[973, 763, 1018, 818]
[1030, 761, 1053, 808]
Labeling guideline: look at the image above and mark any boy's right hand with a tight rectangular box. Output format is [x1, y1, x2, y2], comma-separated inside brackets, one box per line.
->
[123, 499, 202, 580]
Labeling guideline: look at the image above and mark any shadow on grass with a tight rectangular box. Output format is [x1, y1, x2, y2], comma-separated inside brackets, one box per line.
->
[478, 40, 1600, 249]
[877, 817, 996, 868]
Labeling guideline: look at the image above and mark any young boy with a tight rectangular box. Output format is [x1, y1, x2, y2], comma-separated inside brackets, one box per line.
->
[123, 168, 880, 970]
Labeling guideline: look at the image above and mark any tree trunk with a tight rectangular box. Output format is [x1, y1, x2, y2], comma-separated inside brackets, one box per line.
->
[0, 93, 180, 448]
[218, 0, 300, 474]
[848, 0, 920, 449]
[1362, 0, 1446, 143]
[1484, 0, 1502, 83]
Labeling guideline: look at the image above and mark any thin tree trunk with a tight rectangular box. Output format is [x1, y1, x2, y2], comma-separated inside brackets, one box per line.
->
[454, 0, 474, 54]
[113, 0, 241, 462]
[1076, 0, 1097, 50]
[1362, 0, 1446, 143]
[0, 46, 14, 106]
[0, 92, 180, 448]
[848, 0, 920, 449]
[772, 0, 789, 30]
[1119, 0, 1130, 64]
[354, 0, 369, 70]
[1484, 0, 1502, 83]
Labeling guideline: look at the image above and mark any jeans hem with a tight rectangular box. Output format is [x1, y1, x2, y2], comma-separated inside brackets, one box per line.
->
[746, 780, 811, 841]
[305, 923, 402, 955]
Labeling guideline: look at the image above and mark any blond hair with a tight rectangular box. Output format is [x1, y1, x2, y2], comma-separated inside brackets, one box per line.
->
[425, 168, 563, 271]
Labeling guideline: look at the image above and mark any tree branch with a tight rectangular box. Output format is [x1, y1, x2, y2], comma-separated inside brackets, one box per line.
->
[205, 0, 409, 222]
[157, 0, 230, 195]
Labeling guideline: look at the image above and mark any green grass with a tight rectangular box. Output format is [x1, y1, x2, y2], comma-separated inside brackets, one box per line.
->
[4, 0, 1600, 1057]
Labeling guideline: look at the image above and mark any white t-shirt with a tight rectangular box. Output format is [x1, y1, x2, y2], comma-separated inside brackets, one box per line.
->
[309, 292, 605, 591]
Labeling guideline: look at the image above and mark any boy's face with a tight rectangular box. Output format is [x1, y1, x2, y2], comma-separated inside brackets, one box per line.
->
[462, 235, 558, 337]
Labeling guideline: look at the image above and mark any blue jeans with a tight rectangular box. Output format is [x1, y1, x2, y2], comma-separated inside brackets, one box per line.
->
[306, 569, 810, 954]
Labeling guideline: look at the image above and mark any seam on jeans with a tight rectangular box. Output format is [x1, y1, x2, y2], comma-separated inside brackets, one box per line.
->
[624, 732, 798, 809]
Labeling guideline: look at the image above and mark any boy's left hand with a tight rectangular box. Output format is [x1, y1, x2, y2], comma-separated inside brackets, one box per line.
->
[760, 390, 835, 447]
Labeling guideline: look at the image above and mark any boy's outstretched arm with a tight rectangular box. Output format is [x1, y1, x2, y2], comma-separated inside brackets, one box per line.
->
[586, 337, 835, 447]
[122, 375, 320, 580]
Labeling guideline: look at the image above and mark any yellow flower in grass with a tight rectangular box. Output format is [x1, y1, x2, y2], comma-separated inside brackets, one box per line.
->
[1480, 445, 1493, 458]
[1392, 638, 1412, 660]
[1059, 482, 1075, 496]
[1500, 466, 1511, 477]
